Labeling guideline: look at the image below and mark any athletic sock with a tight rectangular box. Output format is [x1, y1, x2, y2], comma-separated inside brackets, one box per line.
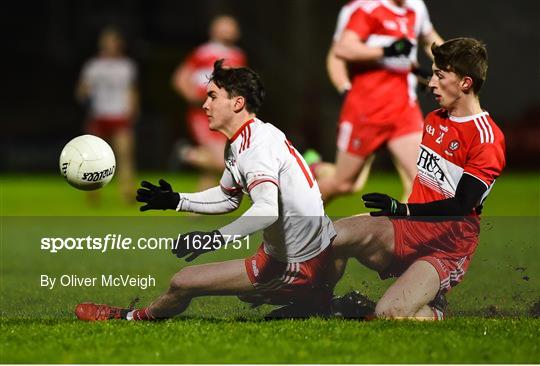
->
[430, 306, 445, 320]
[126, 307, 156, 321]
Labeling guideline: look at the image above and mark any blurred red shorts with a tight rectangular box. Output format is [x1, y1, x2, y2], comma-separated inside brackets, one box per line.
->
[337, 103, 423, 157]
[86, 116, 131, 139]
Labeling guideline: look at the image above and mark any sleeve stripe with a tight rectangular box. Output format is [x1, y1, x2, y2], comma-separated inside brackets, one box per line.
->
[463, 172, 490, 190]
[474, 118, 485, 143]
[220, 184, 242, 194]
[247, 178, 278, 192]
[475, 116, 494, 144]
[239, 123, 252, 154]
[480, 115, 494, 143]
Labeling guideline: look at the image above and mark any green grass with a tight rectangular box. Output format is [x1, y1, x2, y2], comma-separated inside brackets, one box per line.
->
[1, 172, 539, 363]
[1, 171, 538, 216]
[2, 318, 538, 363]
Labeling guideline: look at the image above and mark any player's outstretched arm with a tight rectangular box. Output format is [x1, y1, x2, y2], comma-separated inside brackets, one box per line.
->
[363, 174, 487, 217]
[136, 179, 243, 213]
[218, 181, 279, 238]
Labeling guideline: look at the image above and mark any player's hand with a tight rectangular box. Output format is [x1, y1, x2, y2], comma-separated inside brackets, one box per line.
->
[172, 230, 224, 262]
[136, 179, 180, 211]
[362, 193, 408, 217]
[383, 38, 413, 58]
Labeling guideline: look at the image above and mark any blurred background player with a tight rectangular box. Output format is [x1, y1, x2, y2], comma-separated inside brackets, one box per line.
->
[309, 0, 443, 203]
[76, 27, 139, 204]
[172, 15, 247, 190]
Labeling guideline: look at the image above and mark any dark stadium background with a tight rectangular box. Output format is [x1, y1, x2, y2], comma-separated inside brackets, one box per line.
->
[3, 0, 539, 171]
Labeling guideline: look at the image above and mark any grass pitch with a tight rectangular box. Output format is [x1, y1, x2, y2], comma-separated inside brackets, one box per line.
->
[1, 172, 539, 363]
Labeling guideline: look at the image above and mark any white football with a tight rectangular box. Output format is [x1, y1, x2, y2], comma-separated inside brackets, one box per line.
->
[59, 135, 116, 191]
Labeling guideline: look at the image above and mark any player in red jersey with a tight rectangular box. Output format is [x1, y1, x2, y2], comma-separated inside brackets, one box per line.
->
[312, 0, 443, 203]
[172, 15, 247, 190]
[328, 37, 506, 320]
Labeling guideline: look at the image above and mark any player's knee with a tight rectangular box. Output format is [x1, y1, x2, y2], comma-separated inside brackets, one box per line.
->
[374, 300, 410, 319]
[334, 179, 356, 194]
[169, 268, 197, 296]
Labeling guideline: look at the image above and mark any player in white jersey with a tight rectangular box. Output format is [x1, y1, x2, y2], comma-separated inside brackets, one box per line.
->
[76, 27, 138, 203]
[75, 60, 336, 322]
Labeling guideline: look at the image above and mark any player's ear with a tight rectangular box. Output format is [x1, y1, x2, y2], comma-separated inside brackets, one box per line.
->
[233, 96, 246, 112]
[460, 76, 473, 93]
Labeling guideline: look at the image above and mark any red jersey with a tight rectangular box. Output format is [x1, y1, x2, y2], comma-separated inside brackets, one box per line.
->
[409, 109, 506, 213]
[184, 41, 247, 99]
[343, 0, 433, 123]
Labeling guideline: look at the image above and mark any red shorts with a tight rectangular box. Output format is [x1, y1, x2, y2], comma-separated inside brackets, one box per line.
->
[337, 102, 423, 157]
[385, 217, 481, 292]
[86, 116, 131, 139]
[242, 244, 332, 305]
[187, 108, 226, 145]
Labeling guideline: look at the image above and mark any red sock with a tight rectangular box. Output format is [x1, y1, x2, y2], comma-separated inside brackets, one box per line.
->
[131, 307, 156, 321]
[431, 306, 445, 320]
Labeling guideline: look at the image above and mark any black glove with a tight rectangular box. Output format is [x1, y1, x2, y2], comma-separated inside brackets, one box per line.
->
[136, 179, 180, 212]
[172, 230, 224, 262]
[383, 38, 413, 57]
[362, 193, 408, 217]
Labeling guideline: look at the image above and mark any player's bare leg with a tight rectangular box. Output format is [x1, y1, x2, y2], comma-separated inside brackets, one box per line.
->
[76, 259, 256, 321]
[387, 132, 422, 201]
[352, 154, 375, 192]
[316, 151, 367, 203]
[374, 260, 441, 320]
[146, 259, 254, 318]
[331, 215, 395, 273]
[328, 215, 394, 292]
[182, 142, 225, 191]
[313, 155, 375, 193]
[325, 215, 394, 319]
[112, 129, 136, 203]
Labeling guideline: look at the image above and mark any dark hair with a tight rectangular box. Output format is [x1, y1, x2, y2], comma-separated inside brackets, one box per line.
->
[209, 59, 265, 113]
[431, 37, 488, 94]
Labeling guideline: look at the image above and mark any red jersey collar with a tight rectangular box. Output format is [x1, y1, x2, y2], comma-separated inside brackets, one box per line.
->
[230, 118, 255, 142]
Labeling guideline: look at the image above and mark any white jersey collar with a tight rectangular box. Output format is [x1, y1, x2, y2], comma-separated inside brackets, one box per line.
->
[449, 111, 489, 123]
[381, 0, 408, 15]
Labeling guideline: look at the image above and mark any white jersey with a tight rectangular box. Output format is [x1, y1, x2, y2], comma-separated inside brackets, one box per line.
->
[81, 57, 137, 118]
[220, 118, 335, 262]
